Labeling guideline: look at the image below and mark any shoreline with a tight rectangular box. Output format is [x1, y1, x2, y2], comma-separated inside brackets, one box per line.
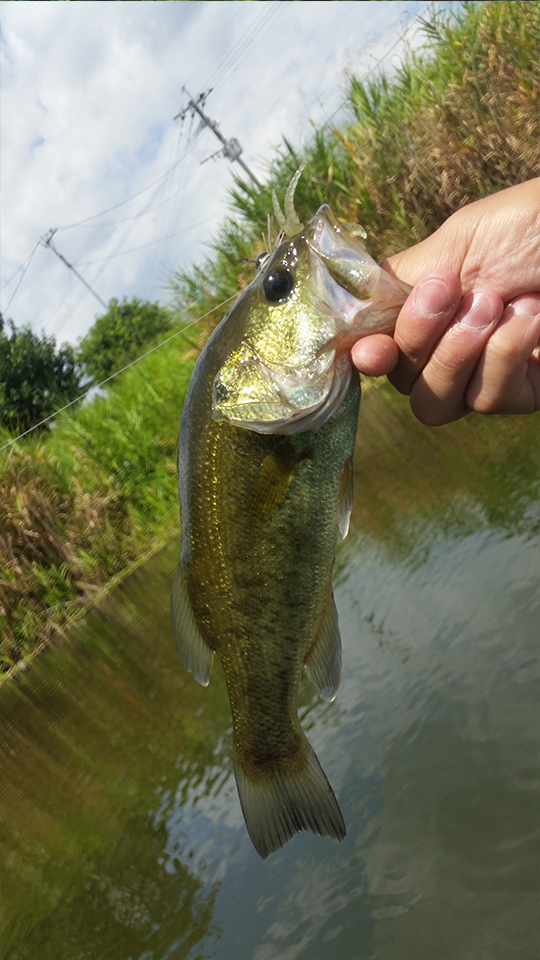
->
[0, 529, 180, 688]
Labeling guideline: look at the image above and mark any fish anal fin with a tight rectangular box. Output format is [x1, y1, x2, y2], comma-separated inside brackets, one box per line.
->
[304, 590, 342, 701]
[234, 733, 345, 859]
[339, 455, 354, 539]
[248, 445, 304, 518]
[170, 559, 213, 686]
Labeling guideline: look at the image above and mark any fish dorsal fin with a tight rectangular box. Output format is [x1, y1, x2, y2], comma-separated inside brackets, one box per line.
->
[338, 455, 354, 539]
[170, 559, 213, 686]
[304, 590, 342, 702]
[248, 443, 305, 518]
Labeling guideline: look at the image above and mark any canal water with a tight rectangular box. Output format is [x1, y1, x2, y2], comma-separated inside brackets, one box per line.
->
[1, 384, 539, 960]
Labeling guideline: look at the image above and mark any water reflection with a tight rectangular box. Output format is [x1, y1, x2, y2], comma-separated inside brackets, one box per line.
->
[1, 386, 539, 960]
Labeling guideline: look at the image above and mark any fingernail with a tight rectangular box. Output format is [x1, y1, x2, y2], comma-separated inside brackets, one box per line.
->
[510, 294, 540, 318]
[414, 278, 454, 317]
[456, 291, 495, 330]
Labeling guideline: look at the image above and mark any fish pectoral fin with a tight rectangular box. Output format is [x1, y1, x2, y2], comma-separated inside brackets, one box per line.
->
[248, 443, 305, 518]
[234, 733, 345, 859]
[170, 559, 213, 686]
[304, 590, 342, 701]
[338, 455, 354, 539]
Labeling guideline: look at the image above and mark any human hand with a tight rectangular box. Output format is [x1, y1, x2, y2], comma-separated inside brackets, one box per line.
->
[352, 178, 540, 423]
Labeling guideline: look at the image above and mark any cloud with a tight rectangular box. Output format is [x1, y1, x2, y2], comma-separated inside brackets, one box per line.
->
[0, 0, 430, 345]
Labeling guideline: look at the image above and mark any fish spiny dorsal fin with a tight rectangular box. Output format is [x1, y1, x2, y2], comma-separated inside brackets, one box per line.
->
[271, 163, 305, 237]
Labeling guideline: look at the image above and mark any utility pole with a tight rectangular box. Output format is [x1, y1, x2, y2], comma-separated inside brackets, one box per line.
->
[174, 88, 263, 189]
[40, 229, 108, 310]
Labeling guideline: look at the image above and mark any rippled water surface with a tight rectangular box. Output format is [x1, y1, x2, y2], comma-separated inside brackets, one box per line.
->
[2, 386, 539, 960]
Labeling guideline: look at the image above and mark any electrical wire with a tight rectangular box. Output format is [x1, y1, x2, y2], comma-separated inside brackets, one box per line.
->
[180, 0, 256, 93]
[74, 218, 213, 266]
[0, 292, 237, 453]
[55, 123, 200, 233]
[1, 243, 40, 293]
[1, 242, 40, 316]
[204, 1, 287, 93]
[47, 122, 205, 337]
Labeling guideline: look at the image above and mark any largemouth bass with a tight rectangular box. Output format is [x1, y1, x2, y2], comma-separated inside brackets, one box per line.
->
[172, 180, 410, 858]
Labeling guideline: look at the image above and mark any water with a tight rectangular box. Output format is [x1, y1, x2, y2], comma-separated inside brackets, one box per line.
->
[1, 385, 539, 960]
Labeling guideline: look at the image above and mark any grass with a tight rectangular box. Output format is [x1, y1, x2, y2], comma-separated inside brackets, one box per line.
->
[1, 0, 539, 671]
[0, 333, 195, 670]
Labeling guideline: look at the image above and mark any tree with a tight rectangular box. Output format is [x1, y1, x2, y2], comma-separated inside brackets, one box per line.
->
[77, 297, 174, 383]
[0, 314, 82, 432]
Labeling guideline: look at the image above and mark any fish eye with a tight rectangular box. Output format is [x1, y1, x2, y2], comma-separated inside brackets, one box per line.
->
[262, 269, 295, 303]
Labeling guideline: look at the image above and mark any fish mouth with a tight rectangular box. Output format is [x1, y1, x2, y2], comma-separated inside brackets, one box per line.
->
[307, 205, 378, 299]
[306, 204, 411, 337]
[211, 205, 412, 436]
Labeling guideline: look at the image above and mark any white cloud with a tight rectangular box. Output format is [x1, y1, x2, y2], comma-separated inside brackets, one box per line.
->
[1, 0, 434, 345]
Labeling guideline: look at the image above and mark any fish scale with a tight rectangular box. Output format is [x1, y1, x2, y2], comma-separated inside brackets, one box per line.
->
[171, 186, 410, 858]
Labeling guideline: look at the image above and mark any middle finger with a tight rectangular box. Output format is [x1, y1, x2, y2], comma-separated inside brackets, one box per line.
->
[408, 288, 504, 426]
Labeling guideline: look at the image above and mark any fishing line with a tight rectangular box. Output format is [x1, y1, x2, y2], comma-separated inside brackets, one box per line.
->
[0, 294, 237, 453]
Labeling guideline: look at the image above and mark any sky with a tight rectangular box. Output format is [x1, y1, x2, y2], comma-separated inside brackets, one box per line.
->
[1, 0, 440, 346]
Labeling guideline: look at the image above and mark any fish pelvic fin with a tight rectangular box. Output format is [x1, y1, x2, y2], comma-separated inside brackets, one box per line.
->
[234, 733, 346, 859]
[304, 590, 342, 702]
[170, 558, 213, 686]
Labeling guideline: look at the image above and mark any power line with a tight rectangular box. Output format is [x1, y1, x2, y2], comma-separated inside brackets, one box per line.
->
[174, 88, 263, 189]
[46, 120, 205, 336]
[1, 243, 39, 293]
[55, 122, 200, 233]
[203, 1, 287, 93]
[74, 217, 213, 266]
[40, 230, 108, 310]
[0, 293, 237, 453]
[1, 242, 40, 316]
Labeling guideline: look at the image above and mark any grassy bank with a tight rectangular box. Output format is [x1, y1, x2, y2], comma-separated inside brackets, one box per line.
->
[1, 336, 195, 668]
[2, 1, 539, 671]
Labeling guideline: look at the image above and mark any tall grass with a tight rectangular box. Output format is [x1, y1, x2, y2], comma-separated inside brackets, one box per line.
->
[223, 0, 540, 264]
[2, 0, 538, 670]
[0, 335, 194, 668]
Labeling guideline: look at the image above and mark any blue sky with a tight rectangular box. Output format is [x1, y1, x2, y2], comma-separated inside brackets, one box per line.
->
[1, 0, 437, 345]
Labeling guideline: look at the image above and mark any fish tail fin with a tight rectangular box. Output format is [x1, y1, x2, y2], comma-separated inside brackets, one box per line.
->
[233, 734, 346, 859]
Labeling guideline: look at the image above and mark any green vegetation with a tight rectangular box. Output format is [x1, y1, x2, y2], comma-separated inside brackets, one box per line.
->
[1, 1, 539, 672]
[0, 314, 81, 432]
[77, 297, 174, 383]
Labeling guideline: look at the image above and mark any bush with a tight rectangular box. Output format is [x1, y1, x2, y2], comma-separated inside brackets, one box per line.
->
[77, 297, 174, 383]
[0, 313, 81, 432]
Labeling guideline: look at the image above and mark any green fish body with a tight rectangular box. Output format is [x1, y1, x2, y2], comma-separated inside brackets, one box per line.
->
[172, 203, 410, 858]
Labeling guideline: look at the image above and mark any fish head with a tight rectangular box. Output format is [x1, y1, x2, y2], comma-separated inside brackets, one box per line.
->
[212, 203, 411, 435]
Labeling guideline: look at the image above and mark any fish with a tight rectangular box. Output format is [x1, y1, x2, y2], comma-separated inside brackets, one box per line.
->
[171, 171, 411, 858]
